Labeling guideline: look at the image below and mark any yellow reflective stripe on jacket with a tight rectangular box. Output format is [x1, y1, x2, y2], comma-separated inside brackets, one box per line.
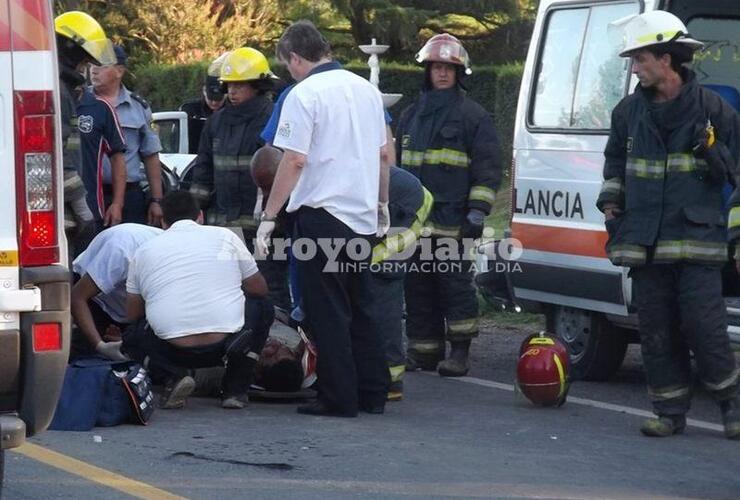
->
[401, 148, 469, 168]
[213, 154, 253, 171]
[389, 365, 405, 383]
[422, 222, 461, 238]
[206, 212, 258, 230]
[189, 184, 211, 202]
[372, 187, 434, 264]
[728, 207, 740, 230]
[704, 367, 740, 392]
[666, 153, 707, 173]
[408, 341, 445, 354]
[469, 185, 495, 205]
[648, 385, 690, 401]
[600, 177, 624, 197]
[653, 240, 727, 261]
[447, 318, 479, 335]
[607, 244, 647, 265]
[626, 158, 664, 179]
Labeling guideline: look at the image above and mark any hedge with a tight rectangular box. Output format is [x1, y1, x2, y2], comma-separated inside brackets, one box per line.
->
[130, 60, 522, 171]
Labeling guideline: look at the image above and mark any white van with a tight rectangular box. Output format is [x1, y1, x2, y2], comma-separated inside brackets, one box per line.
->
[0, 0, 70, 482]
[480, 0, 740, 380]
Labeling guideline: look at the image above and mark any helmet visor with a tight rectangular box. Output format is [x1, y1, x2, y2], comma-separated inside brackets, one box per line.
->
[82, 37, 116, 66]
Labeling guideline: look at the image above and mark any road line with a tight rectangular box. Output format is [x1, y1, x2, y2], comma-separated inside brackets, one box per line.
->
[13, 442, 186, 500]
[435, 374, 724, 433]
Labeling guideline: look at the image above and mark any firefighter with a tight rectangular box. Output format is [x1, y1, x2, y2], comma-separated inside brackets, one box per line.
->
[597, 11, 740, 439]
[188, 48, 289, 309]
[54, 11, 119, 256]
[395, 33, 502, 377]
[179, 51, 230, 155]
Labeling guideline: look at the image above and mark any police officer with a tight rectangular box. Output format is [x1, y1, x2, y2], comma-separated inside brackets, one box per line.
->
[395, 34, 502, 377]
[370, 166, 433, 400]
[54, 11, 117, 256]
[180, 52, 229, 154]
[91, 45, 164, 226]
[597, 11, 740, 439]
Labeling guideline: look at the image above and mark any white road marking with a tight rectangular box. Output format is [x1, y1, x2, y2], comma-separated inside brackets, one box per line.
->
[433, 374, 724, 433]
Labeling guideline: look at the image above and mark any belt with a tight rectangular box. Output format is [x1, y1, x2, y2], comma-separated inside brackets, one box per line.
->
[103, 182, 142, 194]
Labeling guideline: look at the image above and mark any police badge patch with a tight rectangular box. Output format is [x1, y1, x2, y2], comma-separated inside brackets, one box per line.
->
[78, 115, 93, 133]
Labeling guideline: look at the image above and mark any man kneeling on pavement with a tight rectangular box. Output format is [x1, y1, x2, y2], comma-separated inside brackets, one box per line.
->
[124, 190, 274, 409]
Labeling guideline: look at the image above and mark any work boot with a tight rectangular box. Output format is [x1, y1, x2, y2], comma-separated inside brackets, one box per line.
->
[405, 354, 440, 372]
[387, 380, 403, 402]
[221, 394, 248, 410]
[437, 340, 471, 377]
[640, 415, 686, 437]
[160, 375, 196, 409]
[720, 398, 740, 440]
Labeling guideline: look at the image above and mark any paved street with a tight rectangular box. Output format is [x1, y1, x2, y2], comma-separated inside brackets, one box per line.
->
[4, 317, 740, 500]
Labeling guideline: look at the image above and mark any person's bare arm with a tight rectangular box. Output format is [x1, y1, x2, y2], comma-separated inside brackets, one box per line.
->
[262, 150, 305, 219]
[379, 125, 393, 203]
[105, 152, 126, 226]
[71, 274, 104, 347]
[126, 293, 146, 322]
[242, 272, 269, 298]
[143, 153, 164, 226]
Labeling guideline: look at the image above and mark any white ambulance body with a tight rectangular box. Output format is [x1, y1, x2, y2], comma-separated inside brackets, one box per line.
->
[0, 0, 70, 470]
[501, 0, 740, 380]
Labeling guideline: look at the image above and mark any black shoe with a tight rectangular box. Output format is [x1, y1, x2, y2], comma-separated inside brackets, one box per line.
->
[297, 400, 357, 418]
[720, 398, 740, 440]
[359, 402, 385, 414]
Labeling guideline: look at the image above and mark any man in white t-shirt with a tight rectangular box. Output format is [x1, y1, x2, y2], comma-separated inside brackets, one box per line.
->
[257, 20, 390, 417]
[124, 191, 274, 410]
[71, 223, 163, 361]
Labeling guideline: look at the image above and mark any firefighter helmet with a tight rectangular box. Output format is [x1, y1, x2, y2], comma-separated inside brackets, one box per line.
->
[616, 10, 703, 57]
[205, 51, 231, 100]
[416, 33, 472, 75]
[54, 11, 116, 66]
[220, 47, 276, 82]
[517, 334, 570, 407]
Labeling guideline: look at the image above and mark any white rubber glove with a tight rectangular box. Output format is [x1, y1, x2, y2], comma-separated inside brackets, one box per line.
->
[253, 189, 264, 221]
[95, 340, 129, 362]
[255, 220, 276, 259]
[377, 201, 390, 238]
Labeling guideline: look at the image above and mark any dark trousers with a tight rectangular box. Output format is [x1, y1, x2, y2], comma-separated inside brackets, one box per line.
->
[369, 272, 406, 379]
[404, 240, 479, 363]
[295, 207, 389, 413]
[632, 263, 739, 416]
[104, 183, 147, 224]
[241, 228, 292, 312]
[123, 297, 274, 397]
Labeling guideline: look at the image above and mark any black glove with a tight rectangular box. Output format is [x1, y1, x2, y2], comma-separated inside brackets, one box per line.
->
[461, 209, 486, 240]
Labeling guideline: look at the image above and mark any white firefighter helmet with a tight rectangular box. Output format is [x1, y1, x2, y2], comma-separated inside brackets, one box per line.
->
[615, 10, 703, 57]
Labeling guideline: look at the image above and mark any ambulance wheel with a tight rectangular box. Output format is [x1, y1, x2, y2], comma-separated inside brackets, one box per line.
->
[546, 306, 627, 381]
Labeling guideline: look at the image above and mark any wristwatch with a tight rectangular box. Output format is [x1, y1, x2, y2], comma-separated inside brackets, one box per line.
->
[149, 197, 162, 205]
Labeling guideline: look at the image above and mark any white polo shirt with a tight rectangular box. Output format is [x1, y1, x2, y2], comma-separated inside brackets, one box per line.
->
[126, 220, 259, 339]
[273, 67, 386, 235]
[73, 223, 163, 323]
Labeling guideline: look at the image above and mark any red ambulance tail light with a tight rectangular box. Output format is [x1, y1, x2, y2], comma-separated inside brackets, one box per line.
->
[14, 90, 59, 266]
[32, 323, 62, 351]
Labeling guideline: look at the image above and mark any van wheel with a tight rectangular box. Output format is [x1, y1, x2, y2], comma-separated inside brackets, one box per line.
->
[546, 306, 627, 381]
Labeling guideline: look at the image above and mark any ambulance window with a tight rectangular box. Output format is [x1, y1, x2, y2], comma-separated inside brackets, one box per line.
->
[531, 2, 639, 130]
[687, 18, 740, 92]
[531, 8, 589, 128]
[572, 3, 637, 129]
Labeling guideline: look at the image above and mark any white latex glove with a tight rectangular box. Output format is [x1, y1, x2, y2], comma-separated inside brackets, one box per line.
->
[95, 340, 129, 362]
[253, 189, 264, 221]
[255, 220, 276, 259]
[377, 201, 390, 238]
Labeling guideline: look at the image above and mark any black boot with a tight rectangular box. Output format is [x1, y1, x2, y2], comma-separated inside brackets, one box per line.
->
[437, 340, 471, 377]
[720, 397, 740, 440]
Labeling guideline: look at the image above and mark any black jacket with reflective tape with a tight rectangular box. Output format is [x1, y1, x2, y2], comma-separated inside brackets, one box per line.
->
[395, 91, 501, 238]
[190, 96, 272, 229]
[597, 70, 740, 267]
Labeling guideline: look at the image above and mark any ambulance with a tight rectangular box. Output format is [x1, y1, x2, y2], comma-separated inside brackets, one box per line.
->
[481, 0, 740, 380]
[0, 0, 70, 482]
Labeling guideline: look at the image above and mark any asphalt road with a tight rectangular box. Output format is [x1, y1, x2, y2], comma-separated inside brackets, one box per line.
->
[4, 316, 740, 500]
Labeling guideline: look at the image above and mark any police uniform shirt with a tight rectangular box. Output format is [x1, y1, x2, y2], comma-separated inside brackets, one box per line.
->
[77, 90, 127, 219]
[73, 223, 163, 323]
[100, 86, 162, 184]
[273, 63, 387, 235]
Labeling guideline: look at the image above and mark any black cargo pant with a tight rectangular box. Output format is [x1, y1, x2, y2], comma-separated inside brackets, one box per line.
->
[368, 269, 406, 383]
[404, 238, 479, 365]
[295, 207, 389, 413]
[104, 183, 147, 224]
[240, 228, 292, 312]
[123, 297, 274, 397]
[631, 263, 739, 416]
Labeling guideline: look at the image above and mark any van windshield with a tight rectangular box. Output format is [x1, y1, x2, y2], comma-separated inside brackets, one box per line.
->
[688, 17, 740, 94]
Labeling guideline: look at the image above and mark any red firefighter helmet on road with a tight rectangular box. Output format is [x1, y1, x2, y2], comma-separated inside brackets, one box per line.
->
[416, 33, 472, 75]
[517, 334, 570, 407]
